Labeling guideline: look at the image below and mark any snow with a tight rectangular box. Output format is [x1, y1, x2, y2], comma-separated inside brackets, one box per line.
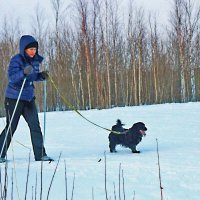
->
[0, 102, 200, 200]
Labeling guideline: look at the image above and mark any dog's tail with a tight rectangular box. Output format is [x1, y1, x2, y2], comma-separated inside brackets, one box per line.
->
[116, 119, 125, 126]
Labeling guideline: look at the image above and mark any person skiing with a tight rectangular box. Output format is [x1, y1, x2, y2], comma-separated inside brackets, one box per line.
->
[0, 35, 53, 163]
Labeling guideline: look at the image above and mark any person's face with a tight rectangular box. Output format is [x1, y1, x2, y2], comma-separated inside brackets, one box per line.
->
[25, 48, 37, 58]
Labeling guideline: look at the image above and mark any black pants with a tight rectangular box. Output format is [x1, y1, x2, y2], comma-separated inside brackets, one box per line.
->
[0, 98, 47, 160]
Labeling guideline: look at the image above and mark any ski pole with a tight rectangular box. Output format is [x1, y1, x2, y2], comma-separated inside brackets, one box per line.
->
[0, 77, 27, 158]
[43, 62, 48, 142]
[43, 76, 47, 141]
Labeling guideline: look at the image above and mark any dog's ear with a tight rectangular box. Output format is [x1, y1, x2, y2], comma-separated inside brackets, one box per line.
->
[131, 123, 139, 130]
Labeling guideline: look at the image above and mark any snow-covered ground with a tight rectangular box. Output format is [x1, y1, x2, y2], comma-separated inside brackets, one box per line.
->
[0, 102, 200, 200]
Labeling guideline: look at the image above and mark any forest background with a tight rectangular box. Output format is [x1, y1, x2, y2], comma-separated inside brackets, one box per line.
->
[1, 0, 200, 116]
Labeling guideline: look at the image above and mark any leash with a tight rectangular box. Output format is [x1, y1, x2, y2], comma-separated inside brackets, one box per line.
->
[48, 75, 122, 134]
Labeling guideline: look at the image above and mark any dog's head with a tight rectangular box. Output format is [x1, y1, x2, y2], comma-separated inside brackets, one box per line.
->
[131, 122, 147, 136]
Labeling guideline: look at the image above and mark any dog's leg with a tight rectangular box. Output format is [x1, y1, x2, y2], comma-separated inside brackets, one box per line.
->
[109, 142, 117, 153]
[130, 145, 140, 153]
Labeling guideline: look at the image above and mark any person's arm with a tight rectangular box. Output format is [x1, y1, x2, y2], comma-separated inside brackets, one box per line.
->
[8, 57, 25, 83]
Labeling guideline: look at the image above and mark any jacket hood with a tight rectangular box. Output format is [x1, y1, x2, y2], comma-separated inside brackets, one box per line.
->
[19, 35, 43, 63]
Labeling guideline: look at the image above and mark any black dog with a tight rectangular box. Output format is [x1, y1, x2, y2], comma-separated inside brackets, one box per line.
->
[108, 120, 147, 153]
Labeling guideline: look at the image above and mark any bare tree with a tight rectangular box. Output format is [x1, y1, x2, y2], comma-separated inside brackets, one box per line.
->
[169, 0, 200, 102]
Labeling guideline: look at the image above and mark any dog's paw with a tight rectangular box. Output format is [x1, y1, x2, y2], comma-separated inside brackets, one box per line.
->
[132, 150, 140, 153]
[110, 149, 117, 153]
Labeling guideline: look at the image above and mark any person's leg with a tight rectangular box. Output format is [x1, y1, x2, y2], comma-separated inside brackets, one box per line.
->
[0, 98, 23, 158]
[22, 99, 47, 161]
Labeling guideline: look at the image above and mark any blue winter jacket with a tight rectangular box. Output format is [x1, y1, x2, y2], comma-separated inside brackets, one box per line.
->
[5, 35, 45, 101]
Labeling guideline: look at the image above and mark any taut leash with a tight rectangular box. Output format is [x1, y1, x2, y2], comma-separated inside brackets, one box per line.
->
[48, 75, 121, 134]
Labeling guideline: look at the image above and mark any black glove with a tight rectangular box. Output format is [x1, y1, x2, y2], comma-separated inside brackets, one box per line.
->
[24, 65, 33, 75]
[41, 71, 50, 80]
